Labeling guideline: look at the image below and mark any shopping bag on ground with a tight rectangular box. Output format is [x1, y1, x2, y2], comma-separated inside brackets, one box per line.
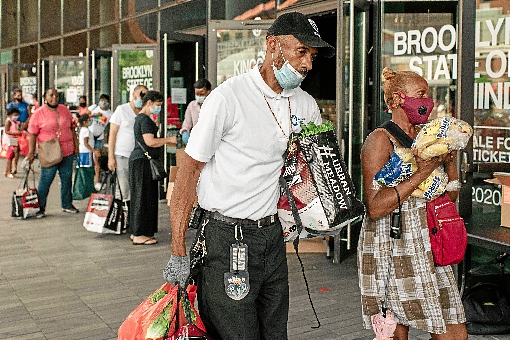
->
[278, 121, 365, 241]
[72, 162, 96, 200]
[83, 171, 117, 233]
[12, 168, 40, 219]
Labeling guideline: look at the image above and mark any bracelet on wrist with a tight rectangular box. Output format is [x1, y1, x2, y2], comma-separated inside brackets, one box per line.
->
[408, 178, 418, 190]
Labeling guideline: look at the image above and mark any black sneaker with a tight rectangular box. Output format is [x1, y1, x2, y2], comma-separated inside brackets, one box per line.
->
[35, 211, 45, 219]
[62, 206, 79, 214]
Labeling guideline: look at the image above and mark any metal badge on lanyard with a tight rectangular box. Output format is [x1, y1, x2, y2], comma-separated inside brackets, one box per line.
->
[224, 224, 250, 300]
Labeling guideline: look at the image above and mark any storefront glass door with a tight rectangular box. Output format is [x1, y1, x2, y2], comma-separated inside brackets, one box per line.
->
[111, 44, 156, 110]
[86, 49, 112, 105]
[49, 56, 86, 106]
[0, 64, 37, 124]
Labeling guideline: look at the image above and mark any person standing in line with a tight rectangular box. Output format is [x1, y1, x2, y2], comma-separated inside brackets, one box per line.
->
[77, 114, 100, 168]
[6, 87, 32, 174]
[78, 95, 89, 117]
[27, 88, 80, 218]
[179, 79, 211, 145]
[129, 90, 177, 245]
[31, 94, 40, 111]
[357, 67, 467, 340]
[88, 94, 113, 186]
[163, 12, 334, 339]
[3, 107, 22, 178]
[108, 85, 148, 231]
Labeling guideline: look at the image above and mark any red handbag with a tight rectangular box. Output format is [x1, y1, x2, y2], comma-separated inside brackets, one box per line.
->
[426, 193, 467, 266]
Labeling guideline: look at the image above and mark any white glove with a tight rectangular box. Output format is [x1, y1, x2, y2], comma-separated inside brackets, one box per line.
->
[163, 255, 190, 287]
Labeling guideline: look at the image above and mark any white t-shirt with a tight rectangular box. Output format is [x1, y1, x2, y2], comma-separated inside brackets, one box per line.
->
[88, 107, 112, 140]
[186, 65, 321, 220]
[79, 126, 94, 153]
[109, 103, 136, 158]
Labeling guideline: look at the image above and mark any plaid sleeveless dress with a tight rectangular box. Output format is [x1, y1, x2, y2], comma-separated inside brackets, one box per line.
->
[357, 149, 466, 334]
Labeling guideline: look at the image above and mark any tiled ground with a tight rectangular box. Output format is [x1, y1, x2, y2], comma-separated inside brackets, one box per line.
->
[0, 159, 509, 339]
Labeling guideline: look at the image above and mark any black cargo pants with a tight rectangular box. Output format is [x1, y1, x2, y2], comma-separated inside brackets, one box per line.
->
[195, 215, 289, 340]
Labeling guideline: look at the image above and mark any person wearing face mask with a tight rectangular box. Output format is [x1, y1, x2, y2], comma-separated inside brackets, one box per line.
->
[108, 85, 148, 231]
[27, 88, 80, 218]
[6, 88, 32, 174]
[179, 79, 212, 145]
[78, 95, 88, 116]
[163, 12, 334, 339]
[358, 67, 467, 340]
[87, 94, 112, 185]
[2, 107, 22, 178]
[129, 90, 177, 245]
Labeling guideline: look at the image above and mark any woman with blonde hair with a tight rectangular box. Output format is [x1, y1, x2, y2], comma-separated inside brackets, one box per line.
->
[357, 67, 467, 340]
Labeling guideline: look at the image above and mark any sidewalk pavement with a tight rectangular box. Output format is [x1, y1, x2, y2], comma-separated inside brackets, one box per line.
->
[0, 159, 508, 340]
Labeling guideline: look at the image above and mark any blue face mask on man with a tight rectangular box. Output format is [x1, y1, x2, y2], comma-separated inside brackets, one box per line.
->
[150, 105, 161, 114]
[272, 42, 305, 90]
[134, 98, 143, 109]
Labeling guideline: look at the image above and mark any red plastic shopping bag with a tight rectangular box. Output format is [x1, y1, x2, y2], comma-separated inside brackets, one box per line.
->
[118, 283, 179, 340]
[166, 285, 209, 340]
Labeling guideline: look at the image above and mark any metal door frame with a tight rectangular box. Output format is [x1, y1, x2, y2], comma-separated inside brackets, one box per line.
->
[156, 31, 205, 197]
[85, 48, 113, 105]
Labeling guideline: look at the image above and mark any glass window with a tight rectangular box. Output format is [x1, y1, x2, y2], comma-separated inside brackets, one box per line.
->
[53, 58, 86, 105]
[63, 33, 87, 56]
[380, 2, 457, 123]
[64, 0, 87, 32]
[11, 64, 38, 100]
[90, 0, 116, 26]
[90, 25, 118, 49]
[209, 0, 275, 20]
[40, 39, 61, 58]
[19, 46, 38, 64]
[1, 0, 18, 48]
[160, 1, 206, 33]
[41, 0, 62, 39]
[120, 13, 158, 44]
[116, 49, 154, 105]
[20, 0, 39, 43]
[215, 29, 267, 86]
[121, 0, 158, 17]
[471, 1, 510, 227]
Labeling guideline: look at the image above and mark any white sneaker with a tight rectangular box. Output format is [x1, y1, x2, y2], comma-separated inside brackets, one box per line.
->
[94, 182, 102, 191]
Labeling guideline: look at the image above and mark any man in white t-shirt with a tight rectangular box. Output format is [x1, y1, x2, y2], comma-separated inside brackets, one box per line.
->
[164, 12, 334, 339]
[88, 94, 112, 184]
[108, 85, 148, 214]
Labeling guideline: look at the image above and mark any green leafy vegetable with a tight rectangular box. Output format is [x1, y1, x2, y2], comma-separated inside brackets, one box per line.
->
[145, 302, 172, 339]
[297, 121, 334, 140]
[150, 289, 167, 303]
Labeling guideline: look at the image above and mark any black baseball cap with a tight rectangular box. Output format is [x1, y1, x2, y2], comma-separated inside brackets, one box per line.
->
[267, 12, 335, 58]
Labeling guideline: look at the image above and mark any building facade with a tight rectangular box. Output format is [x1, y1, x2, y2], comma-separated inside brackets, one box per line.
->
[1, 0, 508, 262]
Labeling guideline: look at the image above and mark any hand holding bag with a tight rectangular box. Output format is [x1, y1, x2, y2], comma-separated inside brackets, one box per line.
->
[426, 193, 467, 266]
[136, 140, 167, 181]
[38, 109, 62, 168]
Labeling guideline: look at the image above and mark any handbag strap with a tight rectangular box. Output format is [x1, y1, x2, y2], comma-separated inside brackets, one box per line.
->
[380, 121, 413, 148]
[136, 139, 152, 160]
[19, 165, 36, 190]
[55, 109, 61, 138]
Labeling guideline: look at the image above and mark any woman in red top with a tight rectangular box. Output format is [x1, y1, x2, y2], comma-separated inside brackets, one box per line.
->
[27, 88, 79, 218]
